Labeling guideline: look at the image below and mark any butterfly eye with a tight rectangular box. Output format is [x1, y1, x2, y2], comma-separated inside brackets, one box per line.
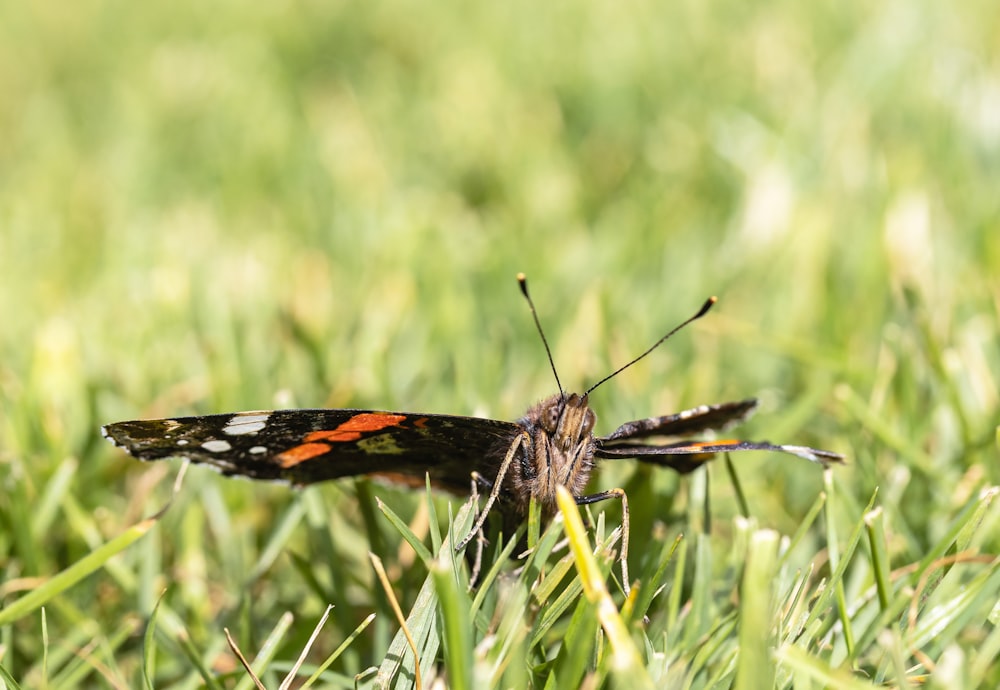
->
[542, 402, 561, 432]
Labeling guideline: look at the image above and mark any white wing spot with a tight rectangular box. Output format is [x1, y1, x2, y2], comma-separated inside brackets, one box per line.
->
[177, 439, 190, 446]
[249, 446, 267, 454]
[202, 440, 233, 453]
[677, 405, 709, 420]
[223, 412, 271, 436]
[779, 445, 820, 462]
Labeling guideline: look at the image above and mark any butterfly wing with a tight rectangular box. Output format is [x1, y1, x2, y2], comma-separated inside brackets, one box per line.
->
[601, 399, 758, 442]
[596, 399, 843, 473]
[102, 409, 522, 495]
[596, 438, 844, 471]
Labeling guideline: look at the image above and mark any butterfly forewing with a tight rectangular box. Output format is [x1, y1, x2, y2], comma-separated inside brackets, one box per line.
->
[601, 399, 759, 443]
[102, 409, 521, 494]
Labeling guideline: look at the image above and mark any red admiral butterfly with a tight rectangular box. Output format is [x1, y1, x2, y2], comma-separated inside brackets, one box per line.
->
[103, 275, 843, 586]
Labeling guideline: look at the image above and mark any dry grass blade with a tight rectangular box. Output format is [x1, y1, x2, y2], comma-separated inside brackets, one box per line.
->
[224, 628, 266, 690]
[279, 604, 334, 690]
[370, 552, 423, 690]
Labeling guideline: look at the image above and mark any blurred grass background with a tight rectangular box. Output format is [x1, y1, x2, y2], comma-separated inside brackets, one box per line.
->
[1, 0, 998, 686]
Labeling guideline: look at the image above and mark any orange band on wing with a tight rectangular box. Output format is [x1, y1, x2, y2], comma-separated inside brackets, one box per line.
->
[684, 439, 738, 450]
[278, 414, 408, 468]
[277, 442, 331, 467]
[304, 413, 407, 444]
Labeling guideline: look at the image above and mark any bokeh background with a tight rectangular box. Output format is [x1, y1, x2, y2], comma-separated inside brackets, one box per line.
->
[1, 0, 997, 685]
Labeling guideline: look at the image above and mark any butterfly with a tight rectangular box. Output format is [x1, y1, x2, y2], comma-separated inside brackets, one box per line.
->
[103, 275, 843, 587]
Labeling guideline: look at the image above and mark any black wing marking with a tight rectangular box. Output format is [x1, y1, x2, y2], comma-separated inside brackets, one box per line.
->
[600, 399, 759, 443]
[102, 409, 521, 495]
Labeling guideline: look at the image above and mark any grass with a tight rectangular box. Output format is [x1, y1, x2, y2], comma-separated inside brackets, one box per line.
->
[1, 0, 998, 687]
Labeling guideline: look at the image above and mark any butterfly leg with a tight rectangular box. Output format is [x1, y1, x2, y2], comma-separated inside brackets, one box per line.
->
[462, 474, 488, 587]
[575, 488, 631, 596]
[470, 470, 494, 491]
[456, 431, 529, 552]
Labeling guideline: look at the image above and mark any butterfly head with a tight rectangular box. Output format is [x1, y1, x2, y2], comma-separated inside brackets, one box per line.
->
[513, 392, 597, 511]
[540, 393, 596, 453]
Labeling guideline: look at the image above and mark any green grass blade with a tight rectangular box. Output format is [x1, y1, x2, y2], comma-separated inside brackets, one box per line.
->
[735, 529, 779, 690]
[556, 486, 654, 690]
[232, 612, 294, 690]
[432, 563, 473, 690]
[141, 591, 166, 690]
[376, 497, 434, 565]
[0, 663, 25, 690]
[0, 515, 159, 626]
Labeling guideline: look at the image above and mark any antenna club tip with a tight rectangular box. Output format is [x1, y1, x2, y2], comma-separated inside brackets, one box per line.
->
[517, 273, 529, 296]
[695, 295, 717, 319]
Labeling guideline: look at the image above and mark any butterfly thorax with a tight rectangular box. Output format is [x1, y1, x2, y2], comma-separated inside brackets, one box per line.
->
[509, 392, 597, 513]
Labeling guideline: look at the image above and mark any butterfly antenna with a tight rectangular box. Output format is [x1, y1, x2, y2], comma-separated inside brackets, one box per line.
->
[518, 273, 564, 399]
[585, 295, 717, 397]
